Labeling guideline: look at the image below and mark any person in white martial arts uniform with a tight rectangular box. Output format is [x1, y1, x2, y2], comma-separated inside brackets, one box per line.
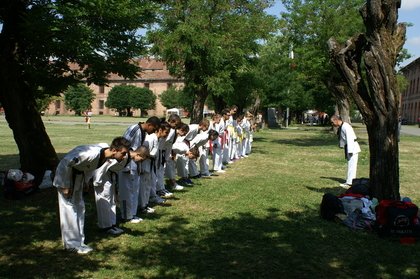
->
[330, 115, 361, 188]
[176, 119, 210, 184]
[188, 129, 219, 178]
[118, 117, 160, 223]
[151, 122, 173, 201]
[211, 112, 227, 173]
[53, 136, 130, 254]
[163, 114, 185, 191]
[92, 146, 149, 235]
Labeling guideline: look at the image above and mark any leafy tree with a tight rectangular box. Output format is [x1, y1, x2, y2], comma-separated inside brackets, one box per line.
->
[328, 0, 405, 200]
[159, 87, 193, 112]
[280, 0, 365, 121]
[0, 0, 158, 180]
[149, 0, 276, 123]
[64, 84, 95, 115]
[106, 85, 156, 116]
[129, 87, 156, 117]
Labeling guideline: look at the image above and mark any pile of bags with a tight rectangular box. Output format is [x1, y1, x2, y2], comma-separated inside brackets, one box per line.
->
[320, 178, 420, 241]
[2, 169, 53, 199]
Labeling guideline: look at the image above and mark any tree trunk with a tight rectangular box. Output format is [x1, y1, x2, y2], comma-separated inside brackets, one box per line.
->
[0, 1, 59, 185]
[190, 89, 208, 124]
[328, 81, 351, 123]
[328, 0, 405, 200]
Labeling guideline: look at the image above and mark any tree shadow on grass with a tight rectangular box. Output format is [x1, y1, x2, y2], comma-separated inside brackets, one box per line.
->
[1, 190, 419, 278]
[122, 207, 420, 279]
[0, 188, 102, 279]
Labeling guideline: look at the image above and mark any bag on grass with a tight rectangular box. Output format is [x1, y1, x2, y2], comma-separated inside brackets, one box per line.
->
[375, 200, 420, 237]
[3, 169, 36, 200]
[346, 178, 370, 196]
[343, 208, 375, 231]
[320, 193, 344, 221]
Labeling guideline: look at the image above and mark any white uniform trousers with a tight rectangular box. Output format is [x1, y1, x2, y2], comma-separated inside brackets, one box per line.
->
[139, 172, 152, 209]
[212, 138, 223, 171]
[242, 137, 249, 156]
[156, 164, 165, 192]
[58, 175, 86, 249]
[94, 179, 116, 229]
[165, 157, 176, 180]
[188, 158, 199, 177]
[222, 138, 230, 163]
[346, 153, 359, 185]
[118, 172, 140, 220]
[198, 146, 210, 175]
[176, 154, 189, 178]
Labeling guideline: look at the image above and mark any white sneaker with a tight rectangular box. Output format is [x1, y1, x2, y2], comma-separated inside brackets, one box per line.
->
[141, 206, 155, 214]
[161, 190, 174, 198]
[339, 183, 351, 189]
[216, 170, 226, 173]
[129, 216, 143, 223]
[77, 245, 93, 254]
[173, 184, 184, 191]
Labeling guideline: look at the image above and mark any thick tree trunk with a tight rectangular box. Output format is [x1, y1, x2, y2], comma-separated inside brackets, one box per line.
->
[328, 0, 404, 200]
[328, 81, 351, 123]
[190, 89, 208, 124]
[367, 117, 400, 200]
[0, 1, 59, 185]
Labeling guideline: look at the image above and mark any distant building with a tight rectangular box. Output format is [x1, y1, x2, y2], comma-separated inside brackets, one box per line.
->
[45, 58, 184, 117]
[401, 58, 420, 123]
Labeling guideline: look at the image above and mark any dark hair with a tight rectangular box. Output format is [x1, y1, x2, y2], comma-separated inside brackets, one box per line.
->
[168, 114, 181, 128]
[330, 115, 342, 121]
[221, 108, 230, 116]
[133, 145, 149, 158]
[146, 116, 161, 127]
[178, 123, 189, 133]
[189, 146, 199, 158]
[110, 136, 131, 151]
[159, 121, 172, 133]
[208, 129, 219, 140]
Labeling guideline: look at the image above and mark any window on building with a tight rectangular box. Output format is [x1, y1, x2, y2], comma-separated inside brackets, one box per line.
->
[99, 85, 105, 94]
[55, 100, 61, 109]
[167, 83, 173, 89]
[144, 83, 150, 88]
[99, 100, 105, 109]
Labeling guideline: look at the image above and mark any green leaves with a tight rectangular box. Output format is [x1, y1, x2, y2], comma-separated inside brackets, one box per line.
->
[106, 85, 156, 116]
[63, 84, 95, 115]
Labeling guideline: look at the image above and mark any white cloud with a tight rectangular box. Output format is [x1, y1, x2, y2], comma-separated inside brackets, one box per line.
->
[401, 0, 420, 10]
[407, 36, 420, 46]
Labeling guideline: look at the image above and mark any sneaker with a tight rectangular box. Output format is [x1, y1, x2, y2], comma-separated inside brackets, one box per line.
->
[200, 173, 213, 178]
[158, 189, 174, 199]
[141, 206, 155, 214]
[190, 174, 202, 179]
[339, 183, 351, 189]
[216, 169, 226, 173]
[112, 226, 124, 235]
[178, 178, 193, 186]
[129, 216, 143, 223]
[173, 184, 184, 191]
[150, 196, 166, 205]
[228, 160, 234, 164]
[105, 227, 124, 236]
[74, 245, 93, 254]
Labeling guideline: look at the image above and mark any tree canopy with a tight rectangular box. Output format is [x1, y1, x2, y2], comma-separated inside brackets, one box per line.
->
[106, 85, 156, 116]
[64, 84, 95, 116]
[148, 0, 277, 122]
[0, 0, 159, 181]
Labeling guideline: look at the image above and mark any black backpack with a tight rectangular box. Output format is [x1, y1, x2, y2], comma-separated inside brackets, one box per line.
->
[320, 193, 345, 221]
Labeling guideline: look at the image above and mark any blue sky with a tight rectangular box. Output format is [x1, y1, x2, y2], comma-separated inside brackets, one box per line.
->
[267, 0, 420, 67]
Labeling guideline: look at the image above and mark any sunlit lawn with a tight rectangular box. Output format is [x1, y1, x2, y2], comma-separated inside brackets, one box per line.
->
[0, 116, 420, 278]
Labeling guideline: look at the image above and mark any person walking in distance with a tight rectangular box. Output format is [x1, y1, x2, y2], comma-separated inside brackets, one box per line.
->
[330, 115, 361, 188]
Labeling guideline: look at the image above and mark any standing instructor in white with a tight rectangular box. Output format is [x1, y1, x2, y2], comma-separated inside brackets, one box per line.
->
[330, 115, 361, 188]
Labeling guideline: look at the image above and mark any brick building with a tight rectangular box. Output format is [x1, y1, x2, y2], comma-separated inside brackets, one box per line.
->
[45, 58, 184, 117]
[401, 57, 420, 123]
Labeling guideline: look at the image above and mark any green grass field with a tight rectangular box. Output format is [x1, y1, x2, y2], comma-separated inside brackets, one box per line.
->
[0, 116, 420, 278]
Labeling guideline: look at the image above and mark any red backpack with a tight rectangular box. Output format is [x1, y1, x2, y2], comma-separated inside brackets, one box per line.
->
[375, 200, 420, 237]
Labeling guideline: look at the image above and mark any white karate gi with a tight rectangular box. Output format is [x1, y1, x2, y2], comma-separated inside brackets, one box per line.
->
[119, 123, 145, 220]
[92, 156, 128, 229]
[212, 120, 225, 171]
[139, 133, 158, 209]
[339, 122, 361, 185]
[53, 144, 107, 250]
